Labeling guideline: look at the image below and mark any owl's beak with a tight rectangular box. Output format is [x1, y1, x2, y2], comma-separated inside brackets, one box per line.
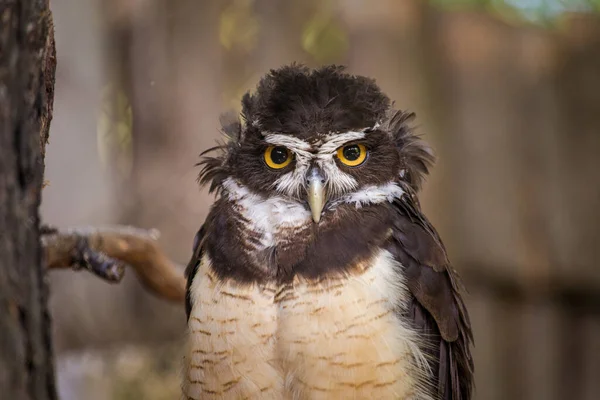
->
[307, 170, 326, 223]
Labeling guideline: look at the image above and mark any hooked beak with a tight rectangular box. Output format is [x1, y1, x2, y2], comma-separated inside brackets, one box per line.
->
[307, 169, 327, 223]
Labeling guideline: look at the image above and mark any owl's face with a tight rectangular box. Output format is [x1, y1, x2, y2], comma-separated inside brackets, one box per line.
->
[199, 65, 433, 224]
[230, 125, 404, 222]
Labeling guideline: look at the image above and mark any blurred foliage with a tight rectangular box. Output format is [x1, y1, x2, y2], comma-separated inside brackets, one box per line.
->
[301, 7, 348, 64]
[431, 0, 600, 24]
[97, 85, 133, 179]
[219, 0, 259, 53]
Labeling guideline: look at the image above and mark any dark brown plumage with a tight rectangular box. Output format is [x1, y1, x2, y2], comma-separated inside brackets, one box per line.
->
[389, 190, 474, 400]
[185, 64, 473, 400]
[197, 64, 398, 199]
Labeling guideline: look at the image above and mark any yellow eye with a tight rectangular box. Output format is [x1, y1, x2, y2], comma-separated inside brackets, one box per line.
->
[336, 143, 367, 167]
[264, 146, 293, 169]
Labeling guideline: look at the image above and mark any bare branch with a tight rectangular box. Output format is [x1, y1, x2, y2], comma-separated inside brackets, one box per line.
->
[41, 226, 186, 303]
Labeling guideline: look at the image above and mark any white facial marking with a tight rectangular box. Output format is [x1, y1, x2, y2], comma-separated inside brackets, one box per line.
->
[264, 134, 313, 197]
[314, 131, 367, 196]
[222, 178, 311, 248]
[264, 132, 369, 197]
[319, 131, 366, 154]
[331, 182, 405, 209]
[239, 128, 398, 209]
[317, 158, 358, 195]
[264, 133, 312, 154]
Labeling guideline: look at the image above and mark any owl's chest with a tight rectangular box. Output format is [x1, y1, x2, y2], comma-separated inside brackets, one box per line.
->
[184, 251, 430, 400]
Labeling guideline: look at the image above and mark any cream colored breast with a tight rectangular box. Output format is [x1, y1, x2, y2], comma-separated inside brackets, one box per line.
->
[183, 250, 432, 400]
[184, 262, 281, 400]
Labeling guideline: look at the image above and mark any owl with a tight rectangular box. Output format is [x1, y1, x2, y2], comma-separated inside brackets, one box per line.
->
[183, 65, 473, 400]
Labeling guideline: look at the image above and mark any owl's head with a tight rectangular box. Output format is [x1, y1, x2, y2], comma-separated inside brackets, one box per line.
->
[199, 65, 434, 223]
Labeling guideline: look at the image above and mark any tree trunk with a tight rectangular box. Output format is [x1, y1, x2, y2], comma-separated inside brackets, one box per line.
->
[0, 0, 57, 399]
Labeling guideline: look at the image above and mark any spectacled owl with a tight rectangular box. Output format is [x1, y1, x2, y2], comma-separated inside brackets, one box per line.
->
[183, 65, 473, 400]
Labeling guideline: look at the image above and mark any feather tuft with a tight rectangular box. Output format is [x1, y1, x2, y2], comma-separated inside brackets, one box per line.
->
[383, 110, 436, 192]
[196, 112, 242, 195]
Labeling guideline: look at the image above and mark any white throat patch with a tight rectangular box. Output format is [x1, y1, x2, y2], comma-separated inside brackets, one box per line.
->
[332, 182, 405, 209]
[222, 178, 311, 248]
[223, 177, 404, 229]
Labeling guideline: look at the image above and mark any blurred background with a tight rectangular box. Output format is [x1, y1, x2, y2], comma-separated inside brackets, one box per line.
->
[42, 0, 600, 399]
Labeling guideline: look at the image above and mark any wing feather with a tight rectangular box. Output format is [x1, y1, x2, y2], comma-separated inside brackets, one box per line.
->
[185, 225, 206, 319]
[388, 195, 474, 400]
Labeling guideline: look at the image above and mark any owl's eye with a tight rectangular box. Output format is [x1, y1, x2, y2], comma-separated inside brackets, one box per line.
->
[336, 143, 367, 167]
[264, 146, 293, 169]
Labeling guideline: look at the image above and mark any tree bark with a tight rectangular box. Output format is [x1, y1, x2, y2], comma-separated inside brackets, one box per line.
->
[0, 0, 57, 399]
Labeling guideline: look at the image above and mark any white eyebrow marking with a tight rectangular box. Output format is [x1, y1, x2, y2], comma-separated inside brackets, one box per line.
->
[263, 133, 312, 197]
[330, 182, 405, 208]
[314, 131, 368, 196]
[260, 129, 376, 197]
[318, 131, 367, 155]
[263, 133, 312, 157]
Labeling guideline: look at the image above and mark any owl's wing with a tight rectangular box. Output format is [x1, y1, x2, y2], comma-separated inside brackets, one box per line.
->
[388, 195, 474, 400]
[185, 225, 206, 320]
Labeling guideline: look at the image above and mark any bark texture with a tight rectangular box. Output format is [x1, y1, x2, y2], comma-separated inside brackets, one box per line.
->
[0, 0, 57, 399]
